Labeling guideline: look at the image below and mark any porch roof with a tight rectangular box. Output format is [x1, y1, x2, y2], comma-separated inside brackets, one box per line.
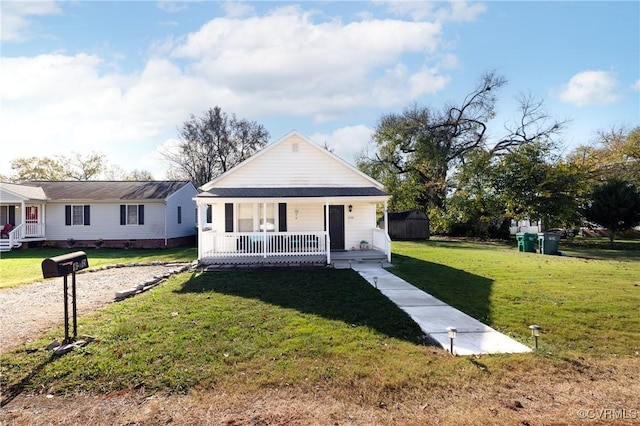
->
[197, 187, 389, 199]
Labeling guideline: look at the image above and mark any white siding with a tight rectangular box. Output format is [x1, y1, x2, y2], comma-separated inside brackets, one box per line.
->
[213, 134, 375, 188]
[345, 202, 378, 250]
[165, 183, 198, 238]
[44, 202, 166, 241]
[204, 200, 379, 250]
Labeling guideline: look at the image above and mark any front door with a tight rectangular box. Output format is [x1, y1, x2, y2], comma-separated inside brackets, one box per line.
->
[328, 205, 345, 250]
[25, 206, 39, 237]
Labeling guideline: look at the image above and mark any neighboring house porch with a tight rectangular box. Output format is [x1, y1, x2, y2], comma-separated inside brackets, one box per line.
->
[0, 183, 47, 252]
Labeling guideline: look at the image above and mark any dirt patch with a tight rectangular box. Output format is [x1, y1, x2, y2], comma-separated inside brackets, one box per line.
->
[2, 357, 639, 425]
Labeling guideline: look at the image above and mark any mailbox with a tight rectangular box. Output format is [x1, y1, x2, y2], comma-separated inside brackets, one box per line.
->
[42, 251, 89, 279]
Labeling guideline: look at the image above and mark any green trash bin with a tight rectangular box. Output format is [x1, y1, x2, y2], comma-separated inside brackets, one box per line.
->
[538, 232, 561, 255]
[516, 232, 537, 252]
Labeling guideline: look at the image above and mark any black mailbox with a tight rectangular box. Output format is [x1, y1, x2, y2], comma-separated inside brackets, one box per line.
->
[42, 251, 89, 279]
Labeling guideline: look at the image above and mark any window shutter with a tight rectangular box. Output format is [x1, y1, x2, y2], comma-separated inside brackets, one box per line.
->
[278, 203, 287, 232]
[65, 205, 72, 226]
[206, 205, 212, 223]
[224, 203, 233, 232]
[84, 205, 91, 226]
[8, 206, 15, 225]
[120, 205, 126, 225]
[177, 206, 182, 224]
[138, 205, 144, 225]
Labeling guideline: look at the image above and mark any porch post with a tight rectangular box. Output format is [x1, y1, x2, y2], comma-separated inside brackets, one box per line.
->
[262, 202, 267, 258]
[196, 202, 203, 261]
[384, 200, 390, 263]
[384, 201, 388, 235]
[325, 201, 330, 264]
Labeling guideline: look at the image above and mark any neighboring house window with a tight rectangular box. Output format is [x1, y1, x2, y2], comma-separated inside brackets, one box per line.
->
[177, 206, 182, 224]
[0, 206, 7, 224]
[65, 205, 90, 226]
[120, 204, 145, 225]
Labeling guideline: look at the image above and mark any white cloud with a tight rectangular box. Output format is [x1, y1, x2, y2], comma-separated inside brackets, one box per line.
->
[0, 5, 456, 178]
[220, 1, 255, 18]
[382, 0, 487, 22]
[632, 79, 640, 91]
[310, 125, 374, 165]
[559, 70, 620, 107]
[169, 5, 448, 117]
[1, 0, 61, 42]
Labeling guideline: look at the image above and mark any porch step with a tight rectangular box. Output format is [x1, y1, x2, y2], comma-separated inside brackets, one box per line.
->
[0, 240, 21, 252]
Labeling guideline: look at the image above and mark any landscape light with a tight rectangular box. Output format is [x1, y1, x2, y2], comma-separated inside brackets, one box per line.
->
[446, 326, 457, 355]
[529, 324, 541, 349]
[373, 276, 378, 289]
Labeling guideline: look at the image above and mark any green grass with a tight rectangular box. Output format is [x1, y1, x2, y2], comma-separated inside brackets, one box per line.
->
[0, 247, 197, 288]
[1, 241, 638, 403]
[390, 240, 640, 355]
[1, 269, 439, 397]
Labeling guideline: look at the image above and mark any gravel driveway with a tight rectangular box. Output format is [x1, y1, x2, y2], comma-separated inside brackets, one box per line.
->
[0, 263, 193, 353]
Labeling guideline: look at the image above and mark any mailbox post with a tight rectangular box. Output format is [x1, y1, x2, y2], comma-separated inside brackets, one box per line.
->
[42, 251, 89, 345]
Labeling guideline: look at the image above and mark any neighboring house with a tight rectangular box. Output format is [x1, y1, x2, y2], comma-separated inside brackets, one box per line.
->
[0, 181, 198, 252]
[195, 131, 392, 265]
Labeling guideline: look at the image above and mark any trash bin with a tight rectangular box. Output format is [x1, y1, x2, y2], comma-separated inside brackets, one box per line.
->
[516, 232, 537, 252]
[538, 232, 561, 255]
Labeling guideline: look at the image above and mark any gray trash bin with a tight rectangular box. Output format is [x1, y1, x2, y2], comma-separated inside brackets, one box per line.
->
[538, 232, 561, 255]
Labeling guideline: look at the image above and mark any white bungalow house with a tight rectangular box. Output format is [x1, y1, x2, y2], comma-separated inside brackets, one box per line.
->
[195, 131, 391, 265]
[0, 181, 198, 252]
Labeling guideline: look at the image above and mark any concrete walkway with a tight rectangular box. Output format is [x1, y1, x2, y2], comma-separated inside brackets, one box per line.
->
[336, 261, 532, 356]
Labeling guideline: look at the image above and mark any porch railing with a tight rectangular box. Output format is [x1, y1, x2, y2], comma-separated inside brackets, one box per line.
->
[200, 231, 327, 259]
[372, 228, 391, 262]
[7, 224, 24, 249]
[25, 223, 45, 238]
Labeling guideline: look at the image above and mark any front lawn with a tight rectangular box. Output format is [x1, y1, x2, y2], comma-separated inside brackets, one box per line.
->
[0, 247, 197, 288]
[1, 241, 638, 424]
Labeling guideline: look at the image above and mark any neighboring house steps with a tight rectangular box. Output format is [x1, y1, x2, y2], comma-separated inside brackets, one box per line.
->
[0, 239, 21, 252]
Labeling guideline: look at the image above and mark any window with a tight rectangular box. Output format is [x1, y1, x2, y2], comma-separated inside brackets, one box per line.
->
[234, 203, 278, 232]
[177, 206, 182, 224]
[237, 203, 253, 232]
[0, 206, 7, 225]
[259, 203, 275, 231]
[120, 205, 145, 225]
[65, 205, 90, 226]
[72, 206, 84, 225]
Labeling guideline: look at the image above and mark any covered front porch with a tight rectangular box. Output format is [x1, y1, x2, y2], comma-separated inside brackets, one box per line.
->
[195, 194, 391, 266]
[0, 196, 47, 252]
[198, 229, 389, 266]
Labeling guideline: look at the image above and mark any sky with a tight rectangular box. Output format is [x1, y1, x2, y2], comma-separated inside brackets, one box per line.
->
[1, 0, 639, 181]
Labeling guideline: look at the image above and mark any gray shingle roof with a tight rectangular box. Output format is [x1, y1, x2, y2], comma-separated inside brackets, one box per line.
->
[197, 187, 389, 198]
[24, 181, 192, 201]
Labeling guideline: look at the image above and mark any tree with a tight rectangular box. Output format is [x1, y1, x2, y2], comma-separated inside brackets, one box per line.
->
[584, 179, 640, 245]
[163, 106, 269, 187]
[8, 156, 68, 181]
[443, 149, 508, 238]
[65, 152, 107, 181]
[568, 126, 640, 187]
[6, 152, 150, 182]
[491, 141, 582, 229]
[358, 72, 566, 214]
